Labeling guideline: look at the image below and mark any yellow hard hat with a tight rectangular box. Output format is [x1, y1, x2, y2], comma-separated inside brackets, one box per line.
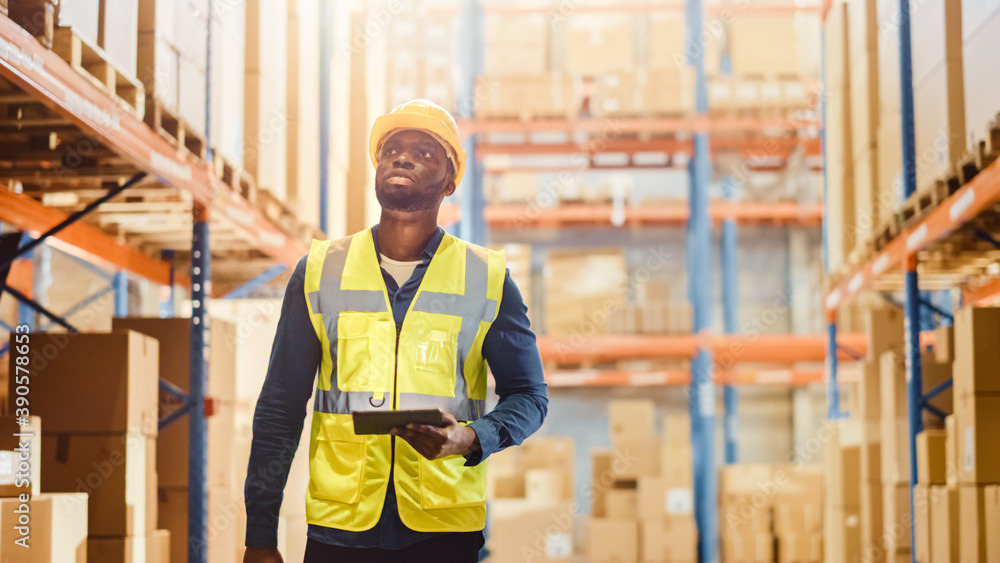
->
[369, 99, 467, 186]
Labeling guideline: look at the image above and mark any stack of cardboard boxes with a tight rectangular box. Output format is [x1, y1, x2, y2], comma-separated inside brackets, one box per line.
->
[112, 317, 242, 563]
[719, 463, 823, 563]
[486, 436, 576, 562]
[1, 414, 90, 562]
[607, 301, 694, 337]
[14, 331, 170, 562]
[823, 420, 861, 563]
[952, 307, 1000, 562]
[586, 400, 696, 563]
[544, 248, 626, 337]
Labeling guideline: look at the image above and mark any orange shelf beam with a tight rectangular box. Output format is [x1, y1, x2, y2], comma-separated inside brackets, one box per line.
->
[962, 276, 1000, 307]
[537, 332, 936, 364]
[485, 202, 824, 229]
[432, 3, 820, 15]
[0, 190, 191, 288]
[476, 137, 822, 159]
[545, 366, 850, 388]
[0, 15, 307, 269]
[825, 157, 1000, 313]
[461, 117, 821, 136]
[6, 259, 32, 298]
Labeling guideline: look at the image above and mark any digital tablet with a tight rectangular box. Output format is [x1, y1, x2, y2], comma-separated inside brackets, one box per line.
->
[352, 409, 448, 435]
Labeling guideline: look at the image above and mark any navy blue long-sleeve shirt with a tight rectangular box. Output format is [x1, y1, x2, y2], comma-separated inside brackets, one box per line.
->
[244, 226, 548, 549]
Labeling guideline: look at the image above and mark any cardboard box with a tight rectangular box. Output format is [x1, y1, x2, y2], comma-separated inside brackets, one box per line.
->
[487, 499, 574, 562]
[660, 441, 693, 488]
[637, 477, 693, 518]
[88, 535, 147, 563]
[776, 532, 822, 563]
[866, 308, 904, 362]
[608, 400, 655, 442]
[159, 486, 241, 563]
[147, 529, 171, 563]
[827, 441, 861, 507]
[824, 505, 861, 563]
[0, 492, 88, 562]
[774, 502, 822, 534]
[956, 394, 1000, 484]
[986, 485, 1000, 563]
[610, 438, 660, 481]
[563, 16, 634, 75]
[525, 469, 563, 503]
[882, 483, 911, 552]
[935, 324, 955, 363]
[945, 414, 959, 486]
[960, 485, 988, 563]
[722, 531, 773, 563]
[720, 497, 771, 534]
[916, 429, 947, 485]
[954, 307, 1000, 396]
[962, 6, 1000, 152]
[729, 15, 799, 75]
[8, 332, 159, 436]
[664, 414, 690, 445]
[591, 450, 611, 517]
[913, 484, 931, 563]
[639, 515, 696, 562]
[586, 518, 637, 562]
[861, 482, 884, 562]
[0, 415, 40, 497]
[930, 485, 959, 563]
[913, 57, 967, 191]
[604, 488, 637, 519]
[484, 14, 548, 75]
[520, 437, 574, 499]
[860, 421, 882, 482]
[136, 31, 180, 109]
[859, 360, 881, 421]
[41, 432, 155, 537]
[99, 0, 139, 73]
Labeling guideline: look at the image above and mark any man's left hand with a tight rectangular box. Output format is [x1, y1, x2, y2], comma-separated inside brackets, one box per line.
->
[390, 413, 480, 460]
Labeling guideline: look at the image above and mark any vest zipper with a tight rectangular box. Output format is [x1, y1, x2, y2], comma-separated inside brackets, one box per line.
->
[390, 323, 401, 469]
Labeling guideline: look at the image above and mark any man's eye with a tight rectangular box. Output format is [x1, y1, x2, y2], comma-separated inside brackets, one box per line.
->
[420, 151, 431, 158]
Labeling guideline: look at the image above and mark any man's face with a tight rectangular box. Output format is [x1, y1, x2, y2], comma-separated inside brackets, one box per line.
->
[374, 130, 455, 212]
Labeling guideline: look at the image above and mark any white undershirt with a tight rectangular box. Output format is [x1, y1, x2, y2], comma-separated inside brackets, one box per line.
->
[380, 254, 421, 288]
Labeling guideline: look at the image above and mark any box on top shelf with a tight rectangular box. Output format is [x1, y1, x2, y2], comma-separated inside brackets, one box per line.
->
[0, 415, 40, 497]
[41, 431, 156, 537]
[484, 13, 548, 75]
[7, 332, 159, 436]
[474, 73, 579, 121]
[910, 0, 963, 86]
[563, 15, 634, 75]
[913, 56, 966, 192]
[729, 15, 800, 76]
[0, 492, 89, 563]
[962, 5, 1000, 152]
[99, 0, 140, 74]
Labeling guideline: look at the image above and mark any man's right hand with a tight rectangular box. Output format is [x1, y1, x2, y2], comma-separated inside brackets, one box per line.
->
[244, 547, 284, 563]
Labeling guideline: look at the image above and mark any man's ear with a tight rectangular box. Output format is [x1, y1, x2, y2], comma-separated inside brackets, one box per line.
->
[444, 178, 457, 198]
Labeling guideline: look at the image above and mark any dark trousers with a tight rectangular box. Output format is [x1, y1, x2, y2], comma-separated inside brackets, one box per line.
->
[303, 532, 484, 563]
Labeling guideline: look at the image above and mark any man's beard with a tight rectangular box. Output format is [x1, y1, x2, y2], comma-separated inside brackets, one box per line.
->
[375, 176, 447, 212]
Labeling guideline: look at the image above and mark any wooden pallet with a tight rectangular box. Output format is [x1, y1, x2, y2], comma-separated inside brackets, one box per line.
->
[143, 97, 206, 161]
[872, 211, 903, 252]
[212, 154, 257, 204]
[50, 27, 144, 119]
[256, 188, 299, 234]
[900, 180, 948, 228]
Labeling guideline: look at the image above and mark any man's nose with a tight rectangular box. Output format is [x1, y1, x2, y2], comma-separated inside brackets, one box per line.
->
[393, 153, 415, 169]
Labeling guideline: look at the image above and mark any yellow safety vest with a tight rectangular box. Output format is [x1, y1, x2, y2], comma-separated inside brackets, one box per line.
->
[302, 228, 505, 532]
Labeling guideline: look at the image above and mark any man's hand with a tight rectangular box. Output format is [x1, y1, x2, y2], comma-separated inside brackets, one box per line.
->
[244, 547, 283, 563]
[390, 413, 480, 460]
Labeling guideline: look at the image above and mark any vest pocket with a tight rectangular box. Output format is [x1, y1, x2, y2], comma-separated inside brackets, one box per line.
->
[336, 312, 394, 393]
[309, 415, 366, 505]
[418, 454, 486, 509]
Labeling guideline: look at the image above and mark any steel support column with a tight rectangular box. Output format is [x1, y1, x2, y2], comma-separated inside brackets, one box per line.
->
[112, 271, 128, 317]
[686, 0, 717, 560]
[318, 0, 332, 234]
[188, 205, 210, 563]
[160, 249, 176, 318]
[827, 321, 840, 420]
[897, 0, 921, 557]
[457, 0, 486, 245]
[721, 177, 739, 464]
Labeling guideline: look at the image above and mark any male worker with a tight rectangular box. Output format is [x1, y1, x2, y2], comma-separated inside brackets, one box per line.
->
[243, 99, 548, 563]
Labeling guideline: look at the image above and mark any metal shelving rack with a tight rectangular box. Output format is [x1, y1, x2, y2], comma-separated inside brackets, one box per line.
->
[0, 12, 311, 562]
[820, 0, 1000, 557]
